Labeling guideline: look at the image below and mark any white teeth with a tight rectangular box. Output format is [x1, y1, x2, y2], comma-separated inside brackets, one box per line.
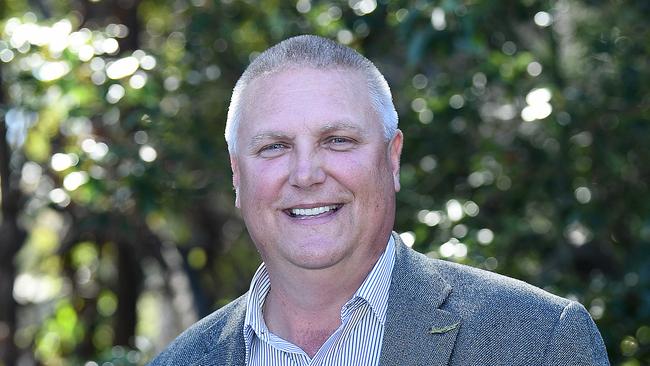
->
[290, 205, 337, 217]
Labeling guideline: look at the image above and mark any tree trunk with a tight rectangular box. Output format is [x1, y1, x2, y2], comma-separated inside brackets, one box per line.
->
[77, 0, 145, 349]
[114, 240, 141, 346]
[0, 64, 26, 366]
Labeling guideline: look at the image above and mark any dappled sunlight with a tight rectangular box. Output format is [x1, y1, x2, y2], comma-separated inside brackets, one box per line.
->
[398, 231, 415, 247]
[13, 273, 64, 304]
[476, 229, 494, 245]
[445, 199, 464, 222]
[521, 88, 553, 122]
[138, 145, 157, 162]
[50, 152, 78, 171]
[439, 238, 467, 259]
[106, 56, 139, 80]
[62, 171, 88, 191]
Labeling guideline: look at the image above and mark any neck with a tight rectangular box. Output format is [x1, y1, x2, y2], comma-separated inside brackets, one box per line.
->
[262, 248, 384, 357]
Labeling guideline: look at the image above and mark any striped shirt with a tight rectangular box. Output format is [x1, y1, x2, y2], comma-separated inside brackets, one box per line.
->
[243, 236, 396, 366]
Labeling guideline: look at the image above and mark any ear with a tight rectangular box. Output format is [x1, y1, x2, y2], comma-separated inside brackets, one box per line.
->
[230, 155, 241, 208]
[388, 129, 403, 192]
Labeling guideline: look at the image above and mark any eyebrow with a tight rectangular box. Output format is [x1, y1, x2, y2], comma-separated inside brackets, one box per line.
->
[247, 132, 291, 151]
[318, 121, 365, 136]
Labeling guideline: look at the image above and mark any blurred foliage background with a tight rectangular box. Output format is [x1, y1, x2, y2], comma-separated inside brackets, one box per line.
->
[0, 0, 648, 365]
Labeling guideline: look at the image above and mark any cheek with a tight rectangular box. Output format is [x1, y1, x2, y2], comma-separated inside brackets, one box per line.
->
[239, 160, 288, 202]
[325, 153, 364, 181]
[325, 151, 387, 191]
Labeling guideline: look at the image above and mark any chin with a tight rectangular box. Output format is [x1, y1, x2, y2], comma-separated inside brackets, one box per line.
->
[285, 246, 348, 270]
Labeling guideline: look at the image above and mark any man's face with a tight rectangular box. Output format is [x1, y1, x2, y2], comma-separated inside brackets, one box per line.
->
[231, 67, 402, 274]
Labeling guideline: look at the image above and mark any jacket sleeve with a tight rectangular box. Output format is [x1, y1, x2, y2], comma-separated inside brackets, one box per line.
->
[542, 301, 610, 366]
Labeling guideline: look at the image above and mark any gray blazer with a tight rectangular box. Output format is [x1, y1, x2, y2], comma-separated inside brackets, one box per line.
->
[149, 233, 609, 365]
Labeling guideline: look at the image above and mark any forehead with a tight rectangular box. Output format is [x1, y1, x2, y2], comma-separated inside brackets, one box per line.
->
[237, 67, 378, 139]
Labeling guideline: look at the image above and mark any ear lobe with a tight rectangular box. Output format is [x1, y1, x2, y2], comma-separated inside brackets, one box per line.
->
[230, 155, 241, 208]
[389, 130, 403, 192]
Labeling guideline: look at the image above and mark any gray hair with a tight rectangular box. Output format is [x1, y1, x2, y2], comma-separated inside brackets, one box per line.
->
[224, 34, 398, 154]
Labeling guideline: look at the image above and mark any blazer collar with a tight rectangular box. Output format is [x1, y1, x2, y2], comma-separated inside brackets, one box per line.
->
[379, 232, 461, 366]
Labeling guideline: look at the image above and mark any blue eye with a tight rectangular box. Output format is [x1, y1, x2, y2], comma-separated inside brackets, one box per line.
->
[264, 143, 285, 150]
[326, 136, 356, 151]
[258, 143, 288, 158]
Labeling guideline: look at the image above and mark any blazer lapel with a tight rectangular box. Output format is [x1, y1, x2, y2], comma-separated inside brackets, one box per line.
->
[380, 233, 461, 366]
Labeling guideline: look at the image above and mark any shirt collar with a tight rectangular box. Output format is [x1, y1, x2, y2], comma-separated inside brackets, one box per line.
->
[243, 235, 396, 348]
[350, 234, 395, 325]
[244, 264, 272, 344]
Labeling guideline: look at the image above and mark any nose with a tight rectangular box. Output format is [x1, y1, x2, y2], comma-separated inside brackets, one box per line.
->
[288, 149, 326, 188]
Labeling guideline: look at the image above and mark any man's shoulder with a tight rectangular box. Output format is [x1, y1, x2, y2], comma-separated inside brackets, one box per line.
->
[433, 256, 569, 310]
[404, 243, 570, 309]
[400, 244, 570, 312]
[147, 293, 248, 366]
[393, 246, 609, 364]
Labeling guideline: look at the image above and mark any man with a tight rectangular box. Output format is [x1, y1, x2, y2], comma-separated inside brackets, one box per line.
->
[149, 35, 609, 365]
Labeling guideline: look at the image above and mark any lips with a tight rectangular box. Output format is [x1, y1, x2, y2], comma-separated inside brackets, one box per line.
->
[285, 204, 342, 218]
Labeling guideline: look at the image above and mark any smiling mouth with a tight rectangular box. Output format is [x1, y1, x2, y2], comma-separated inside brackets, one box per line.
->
[285, 204, 342, 219]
